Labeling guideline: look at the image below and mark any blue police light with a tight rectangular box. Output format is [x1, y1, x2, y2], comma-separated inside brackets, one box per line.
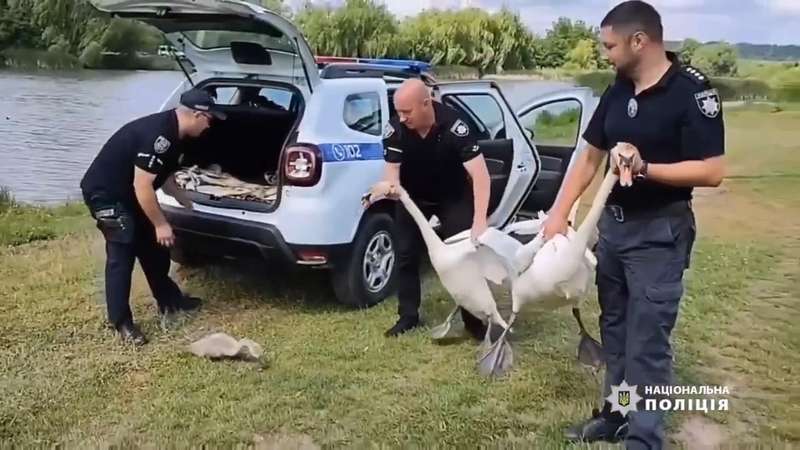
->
[356, 58, 432, 73]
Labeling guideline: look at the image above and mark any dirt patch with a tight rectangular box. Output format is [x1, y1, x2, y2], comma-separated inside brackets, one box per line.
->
[672, 416, 729, 450]
[252, 433, 320, 450]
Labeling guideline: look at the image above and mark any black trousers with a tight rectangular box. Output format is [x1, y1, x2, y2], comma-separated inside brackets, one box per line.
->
[394, 192, 486, 335]
[83, 192, 184, 327]
[595, 201, 696, 450]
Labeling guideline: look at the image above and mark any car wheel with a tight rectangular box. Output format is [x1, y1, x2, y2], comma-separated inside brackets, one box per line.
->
[331, 212, 397, 308]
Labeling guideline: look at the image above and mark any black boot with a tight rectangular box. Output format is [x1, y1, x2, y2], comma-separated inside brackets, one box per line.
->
[564, 408, 628, 443]
[116, 321, 147, 346]
[159, 295, 202, 316]
[384, 316, 421, 337]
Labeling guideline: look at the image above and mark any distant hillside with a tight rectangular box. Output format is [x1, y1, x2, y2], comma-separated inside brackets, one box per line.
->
[666, 41, 800, 61]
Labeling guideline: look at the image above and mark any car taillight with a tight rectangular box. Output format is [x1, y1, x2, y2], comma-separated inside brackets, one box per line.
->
[284, 144, 322, 187]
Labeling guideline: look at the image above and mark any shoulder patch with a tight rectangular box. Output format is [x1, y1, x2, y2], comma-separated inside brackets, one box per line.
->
[681, 65, 709, 85]
[450, 119, 470, 137]
[383, 122, 395, 139]
[153, 135, 171, 154]
[694, 88, 721, 118]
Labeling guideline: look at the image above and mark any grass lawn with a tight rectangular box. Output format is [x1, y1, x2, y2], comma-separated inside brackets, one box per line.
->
[1, 104, 798, 448]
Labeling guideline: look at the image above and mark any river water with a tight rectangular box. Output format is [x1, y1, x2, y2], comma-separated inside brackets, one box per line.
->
[0, 69, 574, 205]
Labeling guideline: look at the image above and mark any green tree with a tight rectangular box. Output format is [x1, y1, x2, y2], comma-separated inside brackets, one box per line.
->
[677, 38, 700, 65]
[564, 38, 599, 70]
[537, 17, 598, 68]
[692, 42, 738, 76]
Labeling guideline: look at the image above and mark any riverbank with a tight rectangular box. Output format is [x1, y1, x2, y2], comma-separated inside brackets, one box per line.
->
[1, 104, 798, 448]
[0, 48, 179, 71]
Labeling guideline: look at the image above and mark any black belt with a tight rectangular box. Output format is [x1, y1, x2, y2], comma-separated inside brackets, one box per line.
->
[605, 200, 692, 223]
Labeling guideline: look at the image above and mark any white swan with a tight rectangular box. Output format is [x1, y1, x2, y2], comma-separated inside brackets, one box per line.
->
[475, 166, 620, 377]
[362, 181, 509, 353]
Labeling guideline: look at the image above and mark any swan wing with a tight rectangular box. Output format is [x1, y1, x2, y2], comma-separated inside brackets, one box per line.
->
[474, 227, 523, 283]
[443, 229, 471, 245]
[502, 217, 545, 236]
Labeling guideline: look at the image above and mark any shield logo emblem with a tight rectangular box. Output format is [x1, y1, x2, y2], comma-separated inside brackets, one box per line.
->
[618, 391, 630, 407]
[627, 98, 638, 118]
[694, 88, 721, 118]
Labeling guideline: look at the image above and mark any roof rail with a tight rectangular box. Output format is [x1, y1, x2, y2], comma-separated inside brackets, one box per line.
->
[319, 62, 437, 85]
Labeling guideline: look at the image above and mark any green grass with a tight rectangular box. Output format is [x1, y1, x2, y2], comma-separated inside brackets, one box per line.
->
[0, 188, 91, 247]
[0, 104, 798, 447]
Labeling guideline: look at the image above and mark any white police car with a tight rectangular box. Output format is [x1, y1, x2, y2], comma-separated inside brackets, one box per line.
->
[91, 0, 597, 307]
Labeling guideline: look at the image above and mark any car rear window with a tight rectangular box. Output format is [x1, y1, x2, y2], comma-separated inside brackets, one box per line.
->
[182, 30, 295, 54]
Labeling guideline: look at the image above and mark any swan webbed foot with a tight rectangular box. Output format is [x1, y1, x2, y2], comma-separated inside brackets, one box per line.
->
[476, 314, 516, 378]
[577, 332, 605, 369]
[478, 337, 513, 378]
[476, 319, 494, 358]
[572, 307, 605, 368]
[430, 306, 461, 341]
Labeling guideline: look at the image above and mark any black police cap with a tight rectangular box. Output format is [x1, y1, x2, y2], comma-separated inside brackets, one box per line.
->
[179, 88, 227, 120]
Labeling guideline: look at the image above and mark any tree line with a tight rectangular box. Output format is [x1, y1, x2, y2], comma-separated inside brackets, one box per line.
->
[0, 0, 741, 77]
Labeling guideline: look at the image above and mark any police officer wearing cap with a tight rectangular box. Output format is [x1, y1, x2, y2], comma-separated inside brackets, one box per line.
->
[80, 88, 226, 345]
[376, 78, 493, 339]
[539, 2, 726, 448]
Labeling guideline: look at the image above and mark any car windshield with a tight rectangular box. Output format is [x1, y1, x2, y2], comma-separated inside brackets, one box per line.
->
[182, 30, 296, 54]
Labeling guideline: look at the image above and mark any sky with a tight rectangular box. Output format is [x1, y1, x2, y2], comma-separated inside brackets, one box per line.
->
[297, 0, 799, 46]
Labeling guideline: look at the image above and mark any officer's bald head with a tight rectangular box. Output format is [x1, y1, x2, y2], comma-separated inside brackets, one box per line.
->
[394, 79, 435, 132]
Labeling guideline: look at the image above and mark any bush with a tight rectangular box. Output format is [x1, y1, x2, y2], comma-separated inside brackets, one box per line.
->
[712, 77, 772, 101]
[0, 186, 14, 213]
[0, 48, 80, 70]
[574, 70, 615, 95]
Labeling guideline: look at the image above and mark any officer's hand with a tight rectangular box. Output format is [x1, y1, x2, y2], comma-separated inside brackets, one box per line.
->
[470, 220, 488, 244]
[361, 181, 400, 208]
[156, 223, 175, 247]
[611, 142, 643, 187]
[541, 213, 569, 242]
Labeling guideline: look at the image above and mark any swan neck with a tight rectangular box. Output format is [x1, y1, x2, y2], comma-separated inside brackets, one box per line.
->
[398, 190, 443, 250]
[576, 169, 618, 243]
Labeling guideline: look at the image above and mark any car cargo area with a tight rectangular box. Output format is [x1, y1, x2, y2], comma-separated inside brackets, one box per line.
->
[174, 82, 302, 210]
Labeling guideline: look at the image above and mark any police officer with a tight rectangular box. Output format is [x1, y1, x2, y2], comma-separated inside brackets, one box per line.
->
[80, 88, 226, 345]
[378, 78, 493, 339]
[540, 2, 726, 448]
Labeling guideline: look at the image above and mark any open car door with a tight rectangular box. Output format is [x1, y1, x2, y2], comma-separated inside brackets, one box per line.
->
[89, 0, 320, 92]
[515, 87, 597, 221]
[432, 81, 538, 229]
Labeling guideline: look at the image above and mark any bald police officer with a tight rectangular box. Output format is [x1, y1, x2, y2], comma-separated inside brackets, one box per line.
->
[80, 88, 226, 345]
[378, 79, 493, 339]
[539, 2, 726, 448]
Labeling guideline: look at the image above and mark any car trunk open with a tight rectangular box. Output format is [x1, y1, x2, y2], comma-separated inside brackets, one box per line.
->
[175, 79, 303, 212]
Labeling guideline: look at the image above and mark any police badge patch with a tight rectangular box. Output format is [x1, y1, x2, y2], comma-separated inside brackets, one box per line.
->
[451, 119, 469, 137]
[694, 88, 721, 118]
[383, 122, 395, 139]
[153, 135, 171, 154]
[627, 98, 638, 118]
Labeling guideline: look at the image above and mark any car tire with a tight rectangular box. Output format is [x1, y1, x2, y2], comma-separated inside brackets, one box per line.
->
[331, 212, 397, 308]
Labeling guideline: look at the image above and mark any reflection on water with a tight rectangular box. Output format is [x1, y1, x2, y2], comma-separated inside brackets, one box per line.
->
[0, 70, 185, 204]
[0, 69, 574, 205]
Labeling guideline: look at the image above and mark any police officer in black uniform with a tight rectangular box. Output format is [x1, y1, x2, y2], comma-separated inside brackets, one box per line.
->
[376, 78, 493, 339]
[539, 2, 726, 448]
[80, 88, 226, 345]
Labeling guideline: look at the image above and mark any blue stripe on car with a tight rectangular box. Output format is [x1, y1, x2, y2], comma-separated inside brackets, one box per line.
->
[319, 143, 383, 162]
